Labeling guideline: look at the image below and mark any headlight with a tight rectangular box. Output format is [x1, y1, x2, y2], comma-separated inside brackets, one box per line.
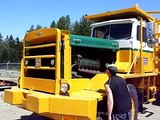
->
[25, 60, 29, 66]
[50, 59, 55, 66]
[60, 83, 70, 95]
[35, 58, 41, 68]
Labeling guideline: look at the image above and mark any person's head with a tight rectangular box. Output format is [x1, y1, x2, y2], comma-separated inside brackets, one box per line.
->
[105, 63, 118, 76]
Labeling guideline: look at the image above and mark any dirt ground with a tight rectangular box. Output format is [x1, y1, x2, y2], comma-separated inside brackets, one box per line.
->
[138, 101, 160, 120]
[0, 91, 49, 120]
[0, 91, 160, 120]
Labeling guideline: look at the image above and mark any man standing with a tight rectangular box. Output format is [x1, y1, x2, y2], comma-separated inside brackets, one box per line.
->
[104, 63, 132, 120]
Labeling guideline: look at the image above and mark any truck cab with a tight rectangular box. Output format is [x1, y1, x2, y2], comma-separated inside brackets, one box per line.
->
[86, 6, 156, 74]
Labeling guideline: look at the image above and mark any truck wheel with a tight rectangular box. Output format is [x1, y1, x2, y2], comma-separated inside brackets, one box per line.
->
[97, 96, 107, 120]
[127, 84, 138, 120]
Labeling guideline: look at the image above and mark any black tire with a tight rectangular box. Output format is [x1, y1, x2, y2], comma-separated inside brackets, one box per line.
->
[127, 84, 138, 120]
[97, 96, 107, 120]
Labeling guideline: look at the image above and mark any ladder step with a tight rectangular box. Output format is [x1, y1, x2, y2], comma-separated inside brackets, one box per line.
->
[154, 33, 160, 37]
[25, 43, 56, 49]
[149, 86, 157, 92]
[24, 55, 55, 59]
[155, 20, 160, 23]
[148, 98, 156, 103]
[154, 58, 160, 62]
[154, 45, 160, 49]
[24, 66, 55, 70]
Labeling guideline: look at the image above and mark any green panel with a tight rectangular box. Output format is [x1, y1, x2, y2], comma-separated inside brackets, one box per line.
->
[70, 34, 119, 50]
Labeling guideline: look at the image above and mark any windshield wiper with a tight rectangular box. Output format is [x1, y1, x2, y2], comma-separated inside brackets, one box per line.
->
[117, 36, 133, 40]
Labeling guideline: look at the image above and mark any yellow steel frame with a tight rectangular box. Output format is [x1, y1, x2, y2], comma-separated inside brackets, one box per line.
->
[85, 4, 155, 22]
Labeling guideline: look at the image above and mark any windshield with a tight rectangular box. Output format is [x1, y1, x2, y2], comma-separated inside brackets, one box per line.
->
[92, 23, 132, 40]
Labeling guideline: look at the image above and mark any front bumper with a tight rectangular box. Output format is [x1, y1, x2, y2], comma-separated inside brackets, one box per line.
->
[4, 88, 99, 120]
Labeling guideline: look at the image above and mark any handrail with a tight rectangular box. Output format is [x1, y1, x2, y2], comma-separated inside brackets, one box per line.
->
[24, 43, 56, 49]
[127, 46, 141, 74]
[147, 11, 160, 14]
[24, 66, 55, 70]
[24, 55, 55, 59]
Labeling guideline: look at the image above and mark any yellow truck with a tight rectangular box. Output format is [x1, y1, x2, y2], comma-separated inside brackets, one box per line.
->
[4, 4, 160, 120]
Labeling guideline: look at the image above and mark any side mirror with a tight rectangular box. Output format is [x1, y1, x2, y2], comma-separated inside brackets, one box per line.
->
[146, 22, 155, 48]
[147, 38, 155, 48]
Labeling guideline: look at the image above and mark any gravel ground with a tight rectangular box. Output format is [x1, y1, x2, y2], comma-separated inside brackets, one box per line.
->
[0, 91, 49, 120]
[138, 102, 160, 120]
[0, 91, 31, 120]
[1, 91, 160, 120]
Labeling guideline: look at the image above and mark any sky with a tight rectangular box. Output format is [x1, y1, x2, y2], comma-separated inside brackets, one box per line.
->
[1, 0, 160, 40]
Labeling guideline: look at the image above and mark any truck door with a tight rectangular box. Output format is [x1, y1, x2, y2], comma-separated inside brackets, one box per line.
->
[132, 23, 154, 73]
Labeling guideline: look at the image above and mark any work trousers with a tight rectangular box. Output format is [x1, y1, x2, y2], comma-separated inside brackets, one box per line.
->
[112, 111, 132, 120]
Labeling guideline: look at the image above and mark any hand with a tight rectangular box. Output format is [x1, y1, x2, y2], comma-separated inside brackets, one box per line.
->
[108, 116, 112, 120]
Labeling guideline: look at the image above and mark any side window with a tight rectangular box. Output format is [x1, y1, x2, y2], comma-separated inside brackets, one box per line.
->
[137, 26, 147, 42]
[93, 25, 109, 38]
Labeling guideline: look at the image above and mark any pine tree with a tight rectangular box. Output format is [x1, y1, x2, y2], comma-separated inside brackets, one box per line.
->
[71, 21, 81, 35]
[79, 15, 93, 36]
[57, 15, 71, 30]
[57, 16, 66, 30]
[50, 20, 56, 28]
[5, 35, 9, 41]
[1, 47, 9, 63]
[15, 37, 22, 62]
[65, 15, 71, 30]
[0, 33, 3, 42]
[36, 24, 42, 30]
[71, 15, 93, 36]
[28, 25, 35, 32]
[8, 35, 15, 48]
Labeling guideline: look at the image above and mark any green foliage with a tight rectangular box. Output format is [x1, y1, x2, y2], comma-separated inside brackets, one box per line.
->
[56, 15, 71, 30]
[27, 24, 43, 32]
[0, 33, 3, 42]
[78, 15, 93, 36]
[71, 21, 80, 35]
[50, 14, 93, 36]
[36, 24, 42, 30]
[71, 15, 93, 36]
[0, 35, 22, 63]
[28, 25, 35, 32]
[50, 20, 56, 28]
